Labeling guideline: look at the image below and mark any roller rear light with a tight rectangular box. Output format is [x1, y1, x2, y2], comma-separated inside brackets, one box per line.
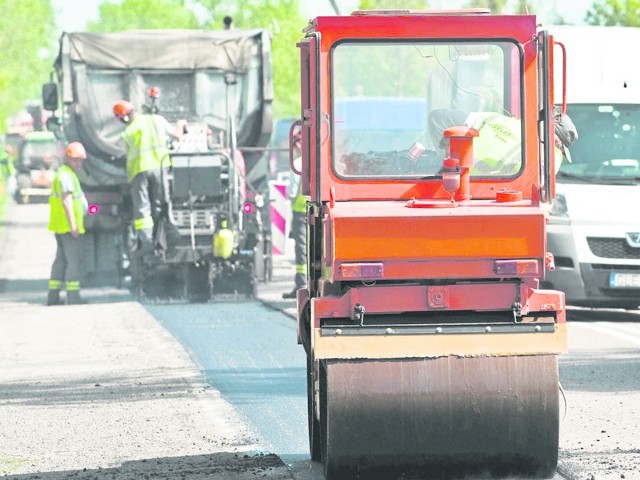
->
[494, 259, 539, 276]
[340, 262, 384, 279]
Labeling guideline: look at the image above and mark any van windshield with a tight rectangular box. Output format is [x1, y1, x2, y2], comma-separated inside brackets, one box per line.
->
[558, 104, 640, 182]
[330, 40, 523, 179]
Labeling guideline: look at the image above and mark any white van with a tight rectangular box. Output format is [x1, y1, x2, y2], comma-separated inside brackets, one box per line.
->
[544, 26, 640, 309]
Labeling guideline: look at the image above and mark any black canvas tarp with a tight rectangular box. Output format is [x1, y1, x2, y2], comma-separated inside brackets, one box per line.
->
[53, 28, 273, 187]
[58, 29, 267, 72]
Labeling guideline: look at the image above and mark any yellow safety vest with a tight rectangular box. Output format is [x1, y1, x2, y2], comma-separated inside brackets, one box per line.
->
[0, 150, 16, 177]
[291, 180, 308, 213]
[470, 113, 564, 174]
[290, 157, 308, 214]
[470, 113, 522, 175]
[122, 114, 171, 181]
[48, 164, 86, 234]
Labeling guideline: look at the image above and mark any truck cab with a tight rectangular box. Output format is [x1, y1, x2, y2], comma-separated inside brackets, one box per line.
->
[14, 130, 64, 204]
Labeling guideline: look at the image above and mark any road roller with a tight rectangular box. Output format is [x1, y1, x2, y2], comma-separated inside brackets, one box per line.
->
[292, 9, 568, 480]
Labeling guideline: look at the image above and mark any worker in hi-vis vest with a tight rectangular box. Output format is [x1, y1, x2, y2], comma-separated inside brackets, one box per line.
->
[113, 99, 185, 257]
[428, 108, 577, 175]
[282, 130, 309, 300]
[47, 142, 89, 306]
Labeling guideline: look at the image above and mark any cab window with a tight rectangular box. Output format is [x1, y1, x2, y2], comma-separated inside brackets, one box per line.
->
[331, 40, 523, 179]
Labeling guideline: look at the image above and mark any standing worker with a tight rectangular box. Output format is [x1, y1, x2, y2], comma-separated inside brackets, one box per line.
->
[112, 99, 184, 256]
[282, 130, 309, 299]
[47, 142, 89, 306]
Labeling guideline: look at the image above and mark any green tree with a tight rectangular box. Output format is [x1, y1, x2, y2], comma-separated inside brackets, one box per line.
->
[195, 0, 306, 118]
[464, 0, 508, 13]
[90, 0, 306, 118]
[358, 0, 429, 8]
[327, 0, 342, 14]
[0, 0, 56, 130]
[514, 0, 531, 14]
[87, 0, 200, 31]
[585, 0, 640, 26]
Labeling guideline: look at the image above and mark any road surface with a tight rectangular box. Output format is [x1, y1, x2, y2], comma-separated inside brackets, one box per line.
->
[1, 201, 639, 480]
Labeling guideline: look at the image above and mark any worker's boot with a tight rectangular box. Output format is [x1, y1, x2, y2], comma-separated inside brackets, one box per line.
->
[67, 290, 88, 305]
[282, 288, 297, 300]
[135, 230, 156, 257]
[47, 289, 63, 306]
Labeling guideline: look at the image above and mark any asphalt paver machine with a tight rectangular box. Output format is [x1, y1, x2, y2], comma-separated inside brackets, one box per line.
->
[43, 29, 274, 301]
[294, 9, 568, 479]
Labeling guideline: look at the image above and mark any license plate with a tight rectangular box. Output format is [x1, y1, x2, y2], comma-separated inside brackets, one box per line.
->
[609, 272, 640, 288]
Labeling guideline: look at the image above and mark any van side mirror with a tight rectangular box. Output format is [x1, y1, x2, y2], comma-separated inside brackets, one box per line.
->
[42, 82, 59, 112]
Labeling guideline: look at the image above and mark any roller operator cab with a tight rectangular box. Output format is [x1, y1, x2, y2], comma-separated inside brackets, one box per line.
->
[295, 9, 568, 479]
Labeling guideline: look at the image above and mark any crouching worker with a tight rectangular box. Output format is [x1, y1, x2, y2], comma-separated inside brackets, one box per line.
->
[47, 142, 89, 306]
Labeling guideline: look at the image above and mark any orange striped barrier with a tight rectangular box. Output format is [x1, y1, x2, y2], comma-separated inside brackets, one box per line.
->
[269, 179, 290, 255]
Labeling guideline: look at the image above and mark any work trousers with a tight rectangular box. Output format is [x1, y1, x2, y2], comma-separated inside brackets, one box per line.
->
[130, 168, 172, 251]
[291, 211, 307, 289]
[49, 233, 83, 292]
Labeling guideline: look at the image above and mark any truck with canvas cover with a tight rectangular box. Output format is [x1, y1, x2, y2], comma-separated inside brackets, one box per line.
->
[294, 9, 567, 479]
[43, 29, 273, 301]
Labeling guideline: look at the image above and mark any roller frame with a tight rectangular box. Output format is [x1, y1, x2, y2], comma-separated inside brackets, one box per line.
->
[302, 286, 566, 478]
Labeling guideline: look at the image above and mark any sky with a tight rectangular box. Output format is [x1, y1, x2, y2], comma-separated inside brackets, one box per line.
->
[52, 0, 594, 33]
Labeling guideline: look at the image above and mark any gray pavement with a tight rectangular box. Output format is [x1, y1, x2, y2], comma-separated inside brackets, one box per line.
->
[256, 240, 298, 320]
[0, 200, 297, 479]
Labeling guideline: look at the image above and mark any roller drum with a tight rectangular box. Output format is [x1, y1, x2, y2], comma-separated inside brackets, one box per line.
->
[321, 355, 559, 479]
